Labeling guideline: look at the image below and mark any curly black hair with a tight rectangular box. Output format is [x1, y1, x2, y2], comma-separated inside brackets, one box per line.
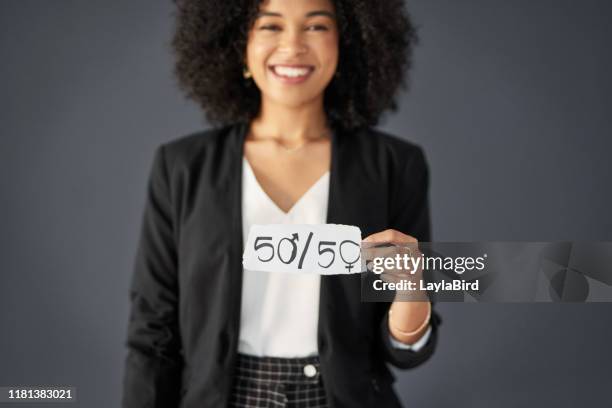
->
[172, 0, 418, 131]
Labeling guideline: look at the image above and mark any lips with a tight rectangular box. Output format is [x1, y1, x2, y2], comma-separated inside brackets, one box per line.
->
[269, 64, 314, 84]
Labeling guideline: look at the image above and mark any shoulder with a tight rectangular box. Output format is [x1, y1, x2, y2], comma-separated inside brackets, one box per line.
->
[345, 127, 428, 171]
[145, 123, 244, 192]
[156, 124, 241, 170]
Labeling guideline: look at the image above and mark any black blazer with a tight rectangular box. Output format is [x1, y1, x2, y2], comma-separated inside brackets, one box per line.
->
[122, 123, 441, 408]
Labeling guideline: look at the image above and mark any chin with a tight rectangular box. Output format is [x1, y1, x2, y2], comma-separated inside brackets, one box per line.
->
[267, 88, 326, 108]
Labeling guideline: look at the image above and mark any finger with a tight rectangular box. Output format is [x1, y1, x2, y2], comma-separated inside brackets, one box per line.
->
[361, 242, 420, 261]
[363, 229, 417, 244]
[361, 244, 398, 261]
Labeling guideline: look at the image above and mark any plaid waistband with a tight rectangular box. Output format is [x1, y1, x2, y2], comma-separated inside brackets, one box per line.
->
[234, 353, 322, 385]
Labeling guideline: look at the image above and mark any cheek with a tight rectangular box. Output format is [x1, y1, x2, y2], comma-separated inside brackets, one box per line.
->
[315, 32, 339, 62]
[247, 40, 274, 71]
[317, 38, 339, 74]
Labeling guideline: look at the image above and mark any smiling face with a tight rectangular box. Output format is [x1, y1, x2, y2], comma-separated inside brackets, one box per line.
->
[246, 0, 339, 109]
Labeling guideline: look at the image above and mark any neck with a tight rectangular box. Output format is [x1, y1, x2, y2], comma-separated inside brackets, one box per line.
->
[250, 96, 330, 142]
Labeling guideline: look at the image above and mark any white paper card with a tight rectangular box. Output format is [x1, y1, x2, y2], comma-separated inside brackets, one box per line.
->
[243, 224, 363, 275]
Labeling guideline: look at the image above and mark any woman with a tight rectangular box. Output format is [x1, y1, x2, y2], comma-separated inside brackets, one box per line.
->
[122, 0, 441, 407]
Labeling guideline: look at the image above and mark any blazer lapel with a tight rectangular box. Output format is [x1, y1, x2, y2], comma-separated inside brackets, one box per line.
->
[227, 123, 249, 363]
[319, 126, 388, 355]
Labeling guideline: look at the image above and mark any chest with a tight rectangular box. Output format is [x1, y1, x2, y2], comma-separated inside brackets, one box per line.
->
[243, 140, 331, 213]
[175, 136, 391, 354]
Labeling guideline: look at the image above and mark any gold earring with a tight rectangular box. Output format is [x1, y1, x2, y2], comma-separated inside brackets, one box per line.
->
[243, 67, 252, 79]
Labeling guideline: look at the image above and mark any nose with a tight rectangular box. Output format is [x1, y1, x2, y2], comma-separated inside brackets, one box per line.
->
[278, 28, 307, 55]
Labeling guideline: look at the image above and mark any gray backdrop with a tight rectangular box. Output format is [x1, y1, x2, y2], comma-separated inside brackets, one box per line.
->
[1, 0, 611, 407]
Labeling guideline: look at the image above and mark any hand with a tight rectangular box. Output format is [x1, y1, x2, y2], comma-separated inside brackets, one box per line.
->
[363, 229, 431, 344]
[363, 229, 425, 300]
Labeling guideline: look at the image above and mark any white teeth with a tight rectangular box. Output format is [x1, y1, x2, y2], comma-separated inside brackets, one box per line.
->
[273, 66, 311, 78]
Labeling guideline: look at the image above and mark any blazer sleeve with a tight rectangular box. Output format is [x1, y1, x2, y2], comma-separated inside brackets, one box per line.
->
[377, 145, 443, 369]
[122, 145, 183, 407]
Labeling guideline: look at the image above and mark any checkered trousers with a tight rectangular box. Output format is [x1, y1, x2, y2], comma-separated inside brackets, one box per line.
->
[228, 353, 328, 408]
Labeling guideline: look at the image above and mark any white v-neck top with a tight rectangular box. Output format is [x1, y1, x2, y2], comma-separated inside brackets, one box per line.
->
[239, 158, 330, 357]
[238, 157, 431, 358]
